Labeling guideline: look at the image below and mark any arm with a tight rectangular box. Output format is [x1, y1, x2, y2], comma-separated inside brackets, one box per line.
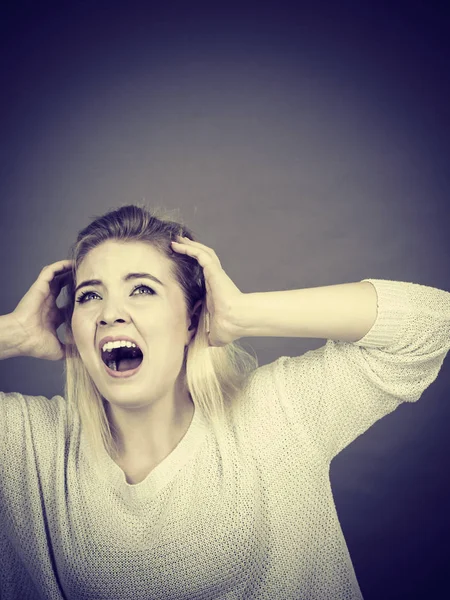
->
[238, 278, 450, 461]
[0, 313, 28, 360]
[230, 280, 378, 343]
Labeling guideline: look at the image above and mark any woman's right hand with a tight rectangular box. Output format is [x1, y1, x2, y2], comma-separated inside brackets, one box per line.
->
[11, 260, 74, 361]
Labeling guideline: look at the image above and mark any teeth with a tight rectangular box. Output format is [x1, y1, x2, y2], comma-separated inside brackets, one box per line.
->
[107, 361, 117, 371]
[102, 340, 138, 353]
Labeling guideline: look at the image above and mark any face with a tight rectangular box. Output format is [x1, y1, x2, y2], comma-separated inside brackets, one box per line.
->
[71, 240, 197, 410]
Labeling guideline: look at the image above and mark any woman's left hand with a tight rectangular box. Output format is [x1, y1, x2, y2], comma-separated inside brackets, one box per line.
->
[171, 236, 244, 347]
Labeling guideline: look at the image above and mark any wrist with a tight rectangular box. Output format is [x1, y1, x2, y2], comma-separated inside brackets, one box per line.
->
[228, 293, 258, 340]
[0, 313, 29, 359]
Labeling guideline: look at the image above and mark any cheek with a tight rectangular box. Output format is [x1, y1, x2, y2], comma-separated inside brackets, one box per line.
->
[71, 313, 91, 347]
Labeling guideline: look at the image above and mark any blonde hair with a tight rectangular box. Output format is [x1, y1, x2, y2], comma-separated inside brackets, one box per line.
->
[62, 203, 258, 486]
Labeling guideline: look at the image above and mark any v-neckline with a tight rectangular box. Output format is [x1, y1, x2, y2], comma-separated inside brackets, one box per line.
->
[81, 402, 208, 500]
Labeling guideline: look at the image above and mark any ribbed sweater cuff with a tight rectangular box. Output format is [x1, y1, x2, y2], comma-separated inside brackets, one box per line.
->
[353, 278, 413, 348]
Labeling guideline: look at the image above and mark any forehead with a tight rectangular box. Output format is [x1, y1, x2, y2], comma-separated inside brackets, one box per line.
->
[77, 240, 172, 280]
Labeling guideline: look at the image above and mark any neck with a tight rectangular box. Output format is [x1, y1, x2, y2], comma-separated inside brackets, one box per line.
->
[106, 391, 195, 461]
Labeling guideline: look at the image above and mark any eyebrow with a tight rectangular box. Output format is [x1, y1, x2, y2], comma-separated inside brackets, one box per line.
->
[74, 272, 165, 295]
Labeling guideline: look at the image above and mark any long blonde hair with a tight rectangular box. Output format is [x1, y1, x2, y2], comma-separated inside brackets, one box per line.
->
[62, 203, 258, 484]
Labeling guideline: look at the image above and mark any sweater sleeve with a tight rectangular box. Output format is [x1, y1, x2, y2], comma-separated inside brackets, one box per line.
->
[0, 392, 67, 489]
[271, 279, 450, 463]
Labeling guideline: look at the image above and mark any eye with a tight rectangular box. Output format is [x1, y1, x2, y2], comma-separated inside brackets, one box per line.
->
[75, 290, 99, 304]
[75, 284, 156, 304]
[131, 284, 155, 296]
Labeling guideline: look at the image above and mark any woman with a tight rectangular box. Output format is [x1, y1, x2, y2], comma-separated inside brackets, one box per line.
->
[1, 204, 449, 599]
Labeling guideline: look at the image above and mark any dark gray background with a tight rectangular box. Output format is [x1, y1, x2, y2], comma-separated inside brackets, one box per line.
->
[0, 1, 449, 597]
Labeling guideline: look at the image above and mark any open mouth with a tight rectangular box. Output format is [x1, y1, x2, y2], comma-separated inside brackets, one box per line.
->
[100, 345, 144, 373]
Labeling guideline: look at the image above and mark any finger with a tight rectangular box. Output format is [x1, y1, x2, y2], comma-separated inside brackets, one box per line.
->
[50, 269, 74, 290]
[41, 261, 74, 295]
[54, 266, 74, 279]
[40, 261, 74, 288]
[172, 240, 221, 268]
[55, 269, 74, 285]
[175, 236, 219, 259]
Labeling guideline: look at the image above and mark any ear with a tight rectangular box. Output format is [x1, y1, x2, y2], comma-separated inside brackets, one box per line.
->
[187, 299, 204, 337]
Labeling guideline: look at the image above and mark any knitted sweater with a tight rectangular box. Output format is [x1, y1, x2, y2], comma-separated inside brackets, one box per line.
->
[1, 278, 449, 600]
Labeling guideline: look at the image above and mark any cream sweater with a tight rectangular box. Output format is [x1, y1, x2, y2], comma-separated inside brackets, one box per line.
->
[1, 278, 449, 600]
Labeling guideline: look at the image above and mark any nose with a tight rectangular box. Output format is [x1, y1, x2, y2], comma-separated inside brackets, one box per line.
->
[99, 317, 127, 325]
[97, 301, 130, 326]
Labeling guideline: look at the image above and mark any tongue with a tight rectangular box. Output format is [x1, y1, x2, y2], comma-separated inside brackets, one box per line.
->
[117, 357, 143, 372]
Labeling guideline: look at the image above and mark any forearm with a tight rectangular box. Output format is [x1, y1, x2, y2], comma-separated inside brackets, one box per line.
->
[231, 281, 378, 343]
[0, 313, 27, 359]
